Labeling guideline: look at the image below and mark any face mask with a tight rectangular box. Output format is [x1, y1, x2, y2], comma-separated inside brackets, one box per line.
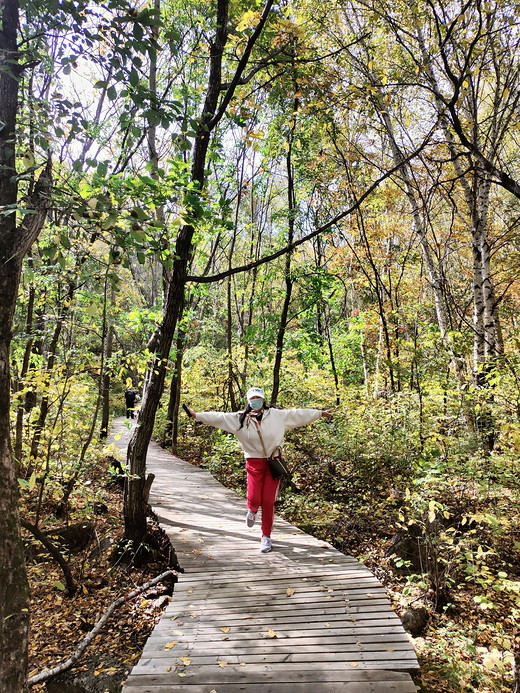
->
[249, 398, 264, 411]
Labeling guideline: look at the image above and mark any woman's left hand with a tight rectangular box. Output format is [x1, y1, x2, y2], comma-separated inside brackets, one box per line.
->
[321, 409, 333, 419]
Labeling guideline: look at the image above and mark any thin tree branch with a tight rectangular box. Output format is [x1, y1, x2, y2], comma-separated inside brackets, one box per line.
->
[186, 133, 434, 283]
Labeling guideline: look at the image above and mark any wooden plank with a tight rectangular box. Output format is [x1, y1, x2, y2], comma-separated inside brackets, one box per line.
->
[123, 675, 418, 693]
[131, 651, 418, 671]
[126, 662, 419, 684]
[123, 684, 419, 693]
[145, 633, 412, 651]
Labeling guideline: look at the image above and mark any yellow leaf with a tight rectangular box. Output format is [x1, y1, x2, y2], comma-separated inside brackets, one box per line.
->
[180, 657, 191, 666]
[220, 627, 230, 633]
[284, 141, 290, 153]
[286, 588, 295, 597]
[178, 672, 186, 677]
[140, 599, 150, 607]
[405, 487, 410, 501]
[350, 662, 359, 667]
[240, 662, 246, 667]
[164, 641, 177, 650]
[82, 584, 89, 595]
[236, 9, 260, 31]
[218, 660, 228, 667]
[268, 627, 277, 638]
[29, 471, 37, 492]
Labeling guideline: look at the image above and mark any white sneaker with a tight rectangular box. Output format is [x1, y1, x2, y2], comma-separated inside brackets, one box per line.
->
[246, 510, 256, 528]
[260, 536, 272, 553]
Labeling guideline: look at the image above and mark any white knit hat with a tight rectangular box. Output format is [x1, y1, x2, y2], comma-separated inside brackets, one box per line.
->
[246, 386, 265, 400]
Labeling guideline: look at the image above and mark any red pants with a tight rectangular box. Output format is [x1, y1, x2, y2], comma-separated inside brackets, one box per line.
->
[246, 458, 280, 538]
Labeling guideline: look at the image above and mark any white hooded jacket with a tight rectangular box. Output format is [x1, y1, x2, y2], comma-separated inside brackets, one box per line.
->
[195, 407, 323, 459]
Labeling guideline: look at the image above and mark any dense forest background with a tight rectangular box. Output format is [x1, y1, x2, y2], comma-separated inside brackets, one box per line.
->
[2, 0, 520, 690]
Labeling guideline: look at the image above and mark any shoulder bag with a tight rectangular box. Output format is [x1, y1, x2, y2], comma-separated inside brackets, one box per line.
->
[253, 420, 291, 481]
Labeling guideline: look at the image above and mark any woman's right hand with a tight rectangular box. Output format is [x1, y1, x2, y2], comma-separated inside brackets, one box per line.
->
[187, 406, 196, 419]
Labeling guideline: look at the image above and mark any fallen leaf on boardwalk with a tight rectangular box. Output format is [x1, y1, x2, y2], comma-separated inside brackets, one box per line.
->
[177, 620, 184, 626]
[164, 641, 177, 650]
[218, 660, 228, 667]
[175, 630, 184, 635]
[240, 662, 246, 667]
[366, 593, 374, 598]
[268, 627, 277, 638]
[208, 554, 213, 558]
[192, 549, 202, 555]
[349, 662, 359, 667]
[386, 649, 394, 652]
[167, 666, 172, 671]
[187, 589, 193, 594]
[328, 588, 334, 593]
[211, 690, 218, 693]
[178, 672, 186, 677]
[180, 657, 191, 665]
[325, 623, 330, 627]
[220, 627, 230, 633]
[286, 588, 295, 597]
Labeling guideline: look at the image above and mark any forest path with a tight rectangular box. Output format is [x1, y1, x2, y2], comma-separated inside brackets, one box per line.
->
[110, 417, 419, 693]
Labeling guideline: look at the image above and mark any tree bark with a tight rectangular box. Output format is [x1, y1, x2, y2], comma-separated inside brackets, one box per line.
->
[0, 0, 49, 687]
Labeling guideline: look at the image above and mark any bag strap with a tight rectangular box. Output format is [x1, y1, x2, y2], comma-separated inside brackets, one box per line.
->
[253, 419, 269, 460]
[252, 419, 270, 458]
[252, 419, 282, 460]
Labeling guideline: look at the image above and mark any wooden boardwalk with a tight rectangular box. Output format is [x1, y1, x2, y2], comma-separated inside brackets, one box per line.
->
[111, 419, 419, 692]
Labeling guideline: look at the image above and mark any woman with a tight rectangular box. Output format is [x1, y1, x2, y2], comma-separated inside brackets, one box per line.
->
[186, 387, 333, 553]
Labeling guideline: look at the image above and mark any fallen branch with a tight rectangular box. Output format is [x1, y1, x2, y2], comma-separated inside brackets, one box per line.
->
[27, 569, 177, 687]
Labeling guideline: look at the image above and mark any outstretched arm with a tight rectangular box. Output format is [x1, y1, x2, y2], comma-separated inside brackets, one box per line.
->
[185, 407, 240, 434]
[281, 408, 333, 430]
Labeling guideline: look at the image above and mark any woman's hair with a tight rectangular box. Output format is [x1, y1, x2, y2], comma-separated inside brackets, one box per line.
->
[238, 402, 269, 429]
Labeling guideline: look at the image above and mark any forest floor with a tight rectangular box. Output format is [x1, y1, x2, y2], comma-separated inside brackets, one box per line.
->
[24, 443, 519, 693]
[25, 460, 178, 693]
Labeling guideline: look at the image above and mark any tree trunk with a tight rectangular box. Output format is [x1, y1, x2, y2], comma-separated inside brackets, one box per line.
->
[271, 88, 298, 406]
[164, 329, 185, 453]
[123, 0, 275, 544]
[100, 287, 115, 438]
[0, 0, 32, 687]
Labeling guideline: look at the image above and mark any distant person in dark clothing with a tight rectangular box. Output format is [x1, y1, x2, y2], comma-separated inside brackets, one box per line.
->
[125, 388, 137, 419]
